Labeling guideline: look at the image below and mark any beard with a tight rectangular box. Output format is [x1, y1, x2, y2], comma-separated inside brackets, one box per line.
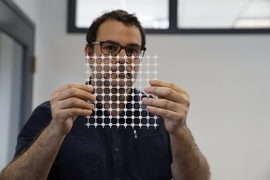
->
[92, 72, 137, 88]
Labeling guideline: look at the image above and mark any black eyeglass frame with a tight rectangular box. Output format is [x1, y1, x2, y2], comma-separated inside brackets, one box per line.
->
[90, 41, 147, 57]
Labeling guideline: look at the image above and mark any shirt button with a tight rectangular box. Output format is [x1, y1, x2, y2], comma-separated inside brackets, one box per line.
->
[114, 147, 119, 152]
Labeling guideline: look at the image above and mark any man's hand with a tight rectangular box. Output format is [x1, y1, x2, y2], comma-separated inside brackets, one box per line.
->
[142, 79, 190, 134]
[50, 83, 96, 135]
[142, 79, 210, 180]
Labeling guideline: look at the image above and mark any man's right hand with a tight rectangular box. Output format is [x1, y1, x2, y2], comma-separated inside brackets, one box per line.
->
[50, 83, 96, 135]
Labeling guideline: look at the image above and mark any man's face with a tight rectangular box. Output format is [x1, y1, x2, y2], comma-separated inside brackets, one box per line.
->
[86, 19, 142, 89]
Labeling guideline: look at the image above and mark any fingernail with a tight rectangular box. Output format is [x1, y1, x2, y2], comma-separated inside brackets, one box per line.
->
[88, 85, 93, 91]
[142, 97, 147, 103]
[144, 86, 150, 93]
[90, 104, 95, 109]
[150, 78, 158, 84]
[92, 94, 96, 101]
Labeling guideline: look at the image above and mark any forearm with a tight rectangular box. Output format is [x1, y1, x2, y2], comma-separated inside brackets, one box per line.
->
[0, 122, 65, 180]
[170, 125, 210, 180]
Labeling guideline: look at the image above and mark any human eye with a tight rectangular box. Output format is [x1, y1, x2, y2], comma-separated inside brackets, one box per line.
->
[102, 42, 118, 54]
[126, 46, 140, 56]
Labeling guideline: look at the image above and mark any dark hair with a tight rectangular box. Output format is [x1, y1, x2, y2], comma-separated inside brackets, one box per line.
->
[86, 10, 146, 48]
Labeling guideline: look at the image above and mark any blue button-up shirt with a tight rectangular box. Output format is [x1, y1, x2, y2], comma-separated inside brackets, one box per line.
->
[15, 88, 172, 179]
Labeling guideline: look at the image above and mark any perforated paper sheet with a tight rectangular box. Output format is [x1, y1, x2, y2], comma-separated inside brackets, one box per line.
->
[84, 53, 159, 129]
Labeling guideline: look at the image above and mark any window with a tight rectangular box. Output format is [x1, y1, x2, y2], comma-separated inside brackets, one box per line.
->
[67, 0, 270, 34]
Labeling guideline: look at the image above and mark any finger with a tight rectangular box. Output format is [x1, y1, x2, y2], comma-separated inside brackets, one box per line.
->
[145, 105, 185, 123]
[144, 86, 189, 105]
[55, 108, 93, 120]
[52, 86, 96, 102]
[142, 97, 180, 112]
[60, 83, 93, 92]
[142, 97, 189, 120]
[148, 79, 188, 95]
[53, 83, 94, 95]
[56, 98, 95, 110]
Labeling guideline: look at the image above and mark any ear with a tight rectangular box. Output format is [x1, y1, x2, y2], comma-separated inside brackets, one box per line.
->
[84, 44, 93, 64]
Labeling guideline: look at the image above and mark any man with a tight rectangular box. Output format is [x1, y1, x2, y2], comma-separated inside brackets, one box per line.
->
[0, 10, 210, 180]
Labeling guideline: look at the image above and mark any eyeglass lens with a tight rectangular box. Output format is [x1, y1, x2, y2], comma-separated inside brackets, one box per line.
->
[101, 42, 142, 56]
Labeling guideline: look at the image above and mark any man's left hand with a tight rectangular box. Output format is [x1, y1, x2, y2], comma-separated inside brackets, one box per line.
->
[142, 79, 190, 134]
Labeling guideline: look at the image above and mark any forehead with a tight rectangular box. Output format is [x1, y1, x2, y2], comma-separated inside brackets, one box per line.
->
[96, 19, 142, 45]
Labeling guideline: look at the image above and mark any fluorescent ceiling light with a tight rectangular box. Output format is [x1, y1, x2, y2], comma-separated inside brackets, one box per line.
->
[234, 19, 270, 28]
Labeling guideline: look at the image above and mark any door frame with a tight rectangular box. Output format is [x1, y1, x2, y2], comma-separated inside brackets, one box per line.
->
[0, 0, 35, 127]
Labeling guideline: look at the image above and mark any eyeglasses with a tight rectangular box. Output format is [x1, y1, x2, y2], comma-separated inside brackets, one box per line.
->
[91, 41, 146, 57]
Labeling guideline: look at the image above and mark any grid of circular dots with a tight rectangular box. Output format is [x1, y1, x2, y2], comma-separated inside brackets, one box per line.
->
[84, 53, 159, 129]
[84, 121, 159, 129]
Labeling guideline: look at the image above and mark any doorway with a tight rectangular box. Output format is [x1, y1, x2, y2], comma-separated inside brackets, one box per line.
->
[0, 0, 35, 169]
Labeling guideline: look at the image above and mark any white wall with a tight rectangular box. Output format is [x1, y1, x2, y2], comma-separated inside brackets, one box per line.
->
[7, 1, 270, 179]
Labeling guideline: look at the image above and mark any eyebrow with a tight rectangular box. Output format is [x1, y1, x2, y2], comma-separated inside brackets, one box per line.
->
[104, 40, 141, 47]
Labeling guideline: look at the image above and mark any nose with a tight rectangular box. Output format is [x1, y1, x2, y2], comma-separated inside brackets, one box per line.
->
[117, 48, 128, 64]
